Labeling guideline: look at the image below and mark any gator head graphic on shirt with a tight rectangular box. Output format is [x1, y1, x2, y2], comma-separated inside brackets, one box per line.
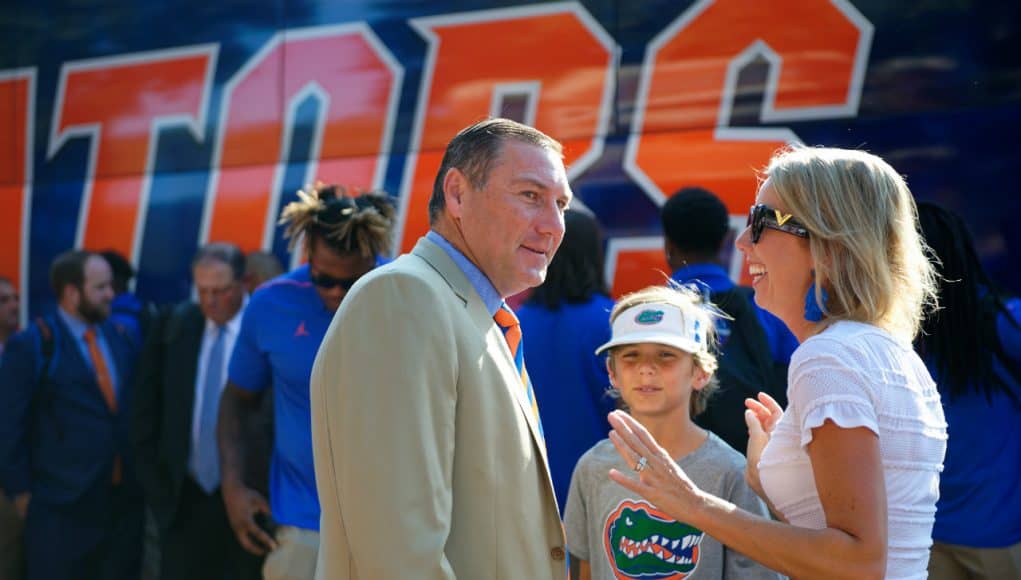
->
[603, 500, 705, 579]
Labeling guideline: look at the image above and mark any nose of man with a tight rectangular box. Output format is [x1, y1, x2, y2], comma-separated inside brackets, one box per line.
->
[535, 202, 566, 252]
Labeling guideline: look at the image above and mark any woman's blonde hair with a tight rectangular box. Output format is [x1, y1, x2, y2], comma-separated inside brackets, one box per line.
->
[605, 284, 720, 417]
[764, 145, 938, 340]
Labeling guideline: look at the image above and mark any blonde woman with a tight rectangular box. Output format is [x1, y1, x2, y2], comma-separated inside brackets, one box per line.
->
[607, 146, 947, 580]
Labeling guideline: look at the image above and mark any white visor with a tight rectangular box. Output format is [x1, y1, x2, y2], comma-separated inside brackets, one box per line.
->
[595, 301, 708, 355]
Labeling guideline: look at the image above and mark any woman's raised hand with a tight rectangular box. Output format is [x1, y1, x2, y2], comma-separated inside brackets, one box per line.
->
[744, 392, 784, 499]
[606, 410, 706, 522]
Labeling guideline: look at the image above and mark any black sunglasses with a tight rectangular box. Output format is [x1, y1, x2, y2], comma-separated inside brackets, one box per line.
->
[747, 203, 810, 244]
[308, 268, 362, 291]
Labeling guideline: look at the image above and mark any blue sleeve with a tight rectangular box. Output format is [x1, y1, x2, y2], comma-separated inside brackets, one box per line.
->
[228, 302, 270, 392]
[0, 330, 40, 495]
[997, 297, 1021, 364]
[756, 307, 799, 365]
[585, 318, 615, 420]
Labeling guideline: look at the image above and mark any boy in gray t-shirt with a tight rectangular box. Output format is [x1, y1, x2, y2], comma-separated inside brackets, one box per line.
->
[564, 285, 782, 579]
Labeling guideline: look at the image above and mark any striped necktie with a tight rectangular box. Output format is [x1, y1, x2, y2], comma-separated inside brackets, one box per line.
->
[493, 303, 544, 440]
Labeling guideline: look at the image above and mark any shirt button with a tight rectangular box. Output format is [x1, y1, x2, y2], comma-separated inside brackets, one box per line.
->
[550, 546, 565, 561]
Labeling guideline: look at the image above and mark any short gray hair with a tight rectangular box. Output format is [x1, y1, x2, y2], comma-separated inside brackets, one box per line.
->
[192, 242, 245, 281]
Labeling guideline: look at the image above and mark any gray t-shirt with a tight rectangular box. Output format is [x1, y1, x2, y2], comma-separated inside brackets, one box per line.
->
[564, 432, 783, 580]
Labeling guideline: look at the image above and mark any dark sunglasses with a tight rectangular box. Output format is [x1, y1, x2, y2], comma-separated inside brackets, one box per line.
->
[308, 269, 362, 291]
[747, 203, 810, 244]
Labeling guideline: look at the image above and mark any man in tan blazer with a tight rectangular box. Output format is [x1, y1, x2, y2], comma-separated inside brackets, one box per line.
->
[310, 118, 572, 579]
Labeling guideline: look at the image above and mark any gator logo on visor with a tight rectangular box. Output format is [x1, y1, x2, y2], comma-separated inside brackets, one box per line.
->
[634, 310, 665, 325]
[603, 500, 704, 579]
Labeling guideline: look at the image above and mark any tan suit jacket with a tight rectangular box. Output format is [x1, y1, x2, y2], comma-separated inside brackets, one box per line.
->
[311, 237, 565, 579]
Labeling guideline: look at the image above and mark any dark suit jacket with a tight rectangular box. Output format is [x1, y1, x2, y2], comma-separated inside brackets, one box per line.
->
[133, 301, 272, 531]
[0, 312, 140, 512]
[132, 302, 204, 531]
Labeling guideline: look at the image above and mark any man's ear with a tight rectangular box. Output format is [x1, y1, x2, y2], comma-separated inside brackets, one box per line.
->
[62, 284, 81, 308]
[442, 167, 468, 220]
[663, 238, 676, 264]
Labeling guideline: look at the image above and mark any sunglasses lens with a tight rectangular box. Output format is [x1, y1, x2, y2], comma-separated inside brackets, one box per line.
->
[312, 271, 358, 290]
[748, 205, 763, 243]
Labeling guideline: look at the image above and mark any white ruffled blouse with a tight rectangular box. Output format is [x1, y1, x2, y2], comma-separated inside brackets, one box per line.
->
[759, 320, 947, 580]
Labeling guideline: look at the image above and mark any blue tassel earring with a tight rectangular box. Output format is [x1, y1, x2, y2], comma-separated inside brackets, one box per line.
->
[804, 270, 829, 322]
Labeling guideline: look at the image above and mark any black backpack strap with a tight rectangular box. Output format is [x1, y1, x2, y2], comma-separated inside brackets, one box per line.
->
[697, 286, 790, 453]
[33, 316, 65, 440]
[711, 287, 776, 384]
[34, 316, 55, 383]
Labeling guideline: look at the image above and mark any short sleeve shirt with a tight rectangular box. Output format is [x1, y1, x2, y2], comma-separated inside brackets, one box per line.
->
[229, 265, 333, 530]
[758, 321, 947, 579]
[565, 435, 781, 579]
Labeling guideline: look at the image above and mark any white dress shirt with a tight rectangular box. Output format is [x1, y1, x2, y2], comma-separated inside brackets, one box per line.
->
[189, 297, 248, 483]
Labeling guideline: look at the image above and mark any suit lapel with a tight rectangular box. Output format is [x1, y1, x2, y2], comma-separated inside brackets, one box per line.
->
[178, 305, 206, 430]
[411, 238, 553, 474]
[51, 314, 108, 411]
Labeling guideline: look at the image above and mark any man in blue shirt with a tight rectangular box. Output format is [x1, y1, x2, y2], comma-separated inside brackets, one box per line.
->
[0, 250, 142, 580]
[662, 187, 798, 453]
[217, 186, 395, 580]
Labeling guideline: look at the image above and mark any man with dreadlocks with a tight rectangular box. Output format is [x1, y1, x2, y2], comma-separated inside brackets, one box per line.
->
[217, 184, 394, 580]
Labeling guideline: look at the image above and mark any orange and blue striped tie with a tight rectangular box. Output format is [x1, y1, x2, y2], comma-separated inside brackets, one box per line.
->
[494, 304, 544, 440]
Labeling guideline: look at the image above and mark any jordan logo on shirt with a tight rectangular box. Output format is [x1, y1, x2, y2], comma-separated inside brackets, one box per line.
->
[294, 321, 310, 337]
[604, 499, 704, 579]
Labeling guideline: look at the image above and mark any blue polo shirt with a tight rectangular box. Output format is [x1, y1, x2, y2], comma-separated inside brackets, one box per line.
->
[671, 263, 798, 364]
[228, 265, 332, 530]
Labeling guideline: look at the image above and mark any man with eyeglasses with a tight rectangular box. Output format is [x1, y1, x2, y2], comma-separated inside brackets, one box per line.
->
[217, 185, 395, 580]
[132, 243, 258, 580]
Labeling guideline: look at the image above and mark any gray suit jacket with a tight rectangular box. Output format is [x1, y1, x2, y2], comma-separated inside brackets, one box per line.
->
[311, 237, 565, 579]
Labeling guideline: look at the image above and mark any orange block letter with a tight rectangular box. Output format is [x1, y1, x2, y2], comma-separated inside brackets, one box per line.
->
[625, 0, 872, 211]
[397, 4, 616, 251]
[201, 24, 402, 252]
[49, 46, 217, 263]
[616, 0, 872, 288]
[0, 68, 35, 325]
